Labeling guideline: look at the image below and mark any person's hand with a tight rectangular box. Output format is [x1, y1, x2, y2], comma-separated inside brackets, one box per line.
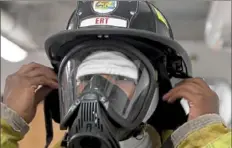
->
[163, 78, 219, 121]
[3, 62, 58, 124]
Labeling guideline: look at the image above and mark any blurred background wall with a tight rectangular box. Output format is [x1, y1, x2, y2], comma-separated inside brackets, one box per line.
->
[1, 1, 231, 148]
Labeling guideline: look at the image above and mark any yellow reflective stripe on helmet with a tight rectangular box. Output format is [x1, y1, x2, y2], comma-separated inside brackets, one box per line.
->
[153, 7, 169, 28]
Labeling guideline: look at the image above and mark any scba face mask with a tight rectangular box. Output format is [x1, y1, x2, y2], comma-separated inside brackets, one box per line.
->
[57, 41, 159, 148]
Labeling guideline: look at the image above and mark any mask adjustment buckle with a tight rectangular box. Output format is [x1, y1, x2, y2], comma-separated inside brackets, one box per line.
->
[166, 55, 183, 74]
[166, 55, 191, 78]
[132, 123, 146, 140]
[61, 132, 69, 147]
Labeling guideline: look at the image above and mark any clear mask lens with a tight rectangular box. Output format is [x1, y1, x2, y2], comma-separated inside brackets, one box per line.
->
[59, 50, 156, 125]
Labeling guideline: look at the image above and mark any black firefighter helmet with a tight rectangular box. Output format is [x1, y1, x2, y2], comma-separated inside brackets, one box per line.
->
[45, 1, 191, 74]
[44, 1, 192, 147]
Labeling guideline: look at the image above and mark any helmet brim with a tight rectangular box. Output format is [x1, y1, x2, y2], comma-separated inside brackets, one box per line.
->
[45, 28, 191, 74]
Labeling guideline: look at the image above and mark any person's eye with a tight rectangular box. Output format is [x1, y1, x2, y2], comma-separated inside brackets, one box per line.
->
[117, 76, 133, 82]
[117, 76, 126, 81]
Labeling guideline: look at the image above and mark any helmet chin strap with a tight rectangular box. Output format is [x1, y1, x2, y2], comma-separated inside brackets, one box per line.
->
[44, 89, 60, 148]
[44, 97, 53, 148]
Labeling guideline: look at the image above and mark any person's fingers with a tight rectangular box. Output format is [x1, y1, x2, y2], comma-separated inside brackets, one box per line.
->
[17, 62, 40, 74]
[164, 88, 200, 103]
[28, 76, 58, 89]
[26, 67, 57, 81]
[163, 82, 203, 100]
[17, 62, 53, 75]
[179, 78, 210, 90]
[34, 86, 53, 105]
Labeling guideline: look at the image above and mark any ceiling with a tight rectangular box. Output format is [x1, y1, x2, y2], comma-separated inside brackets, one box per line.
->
[0, 0, 211, 51]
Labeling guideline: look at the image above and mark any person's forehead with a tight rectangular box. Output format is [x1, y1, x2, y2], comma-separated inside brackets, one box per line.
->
[76, 51, 139, 82]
